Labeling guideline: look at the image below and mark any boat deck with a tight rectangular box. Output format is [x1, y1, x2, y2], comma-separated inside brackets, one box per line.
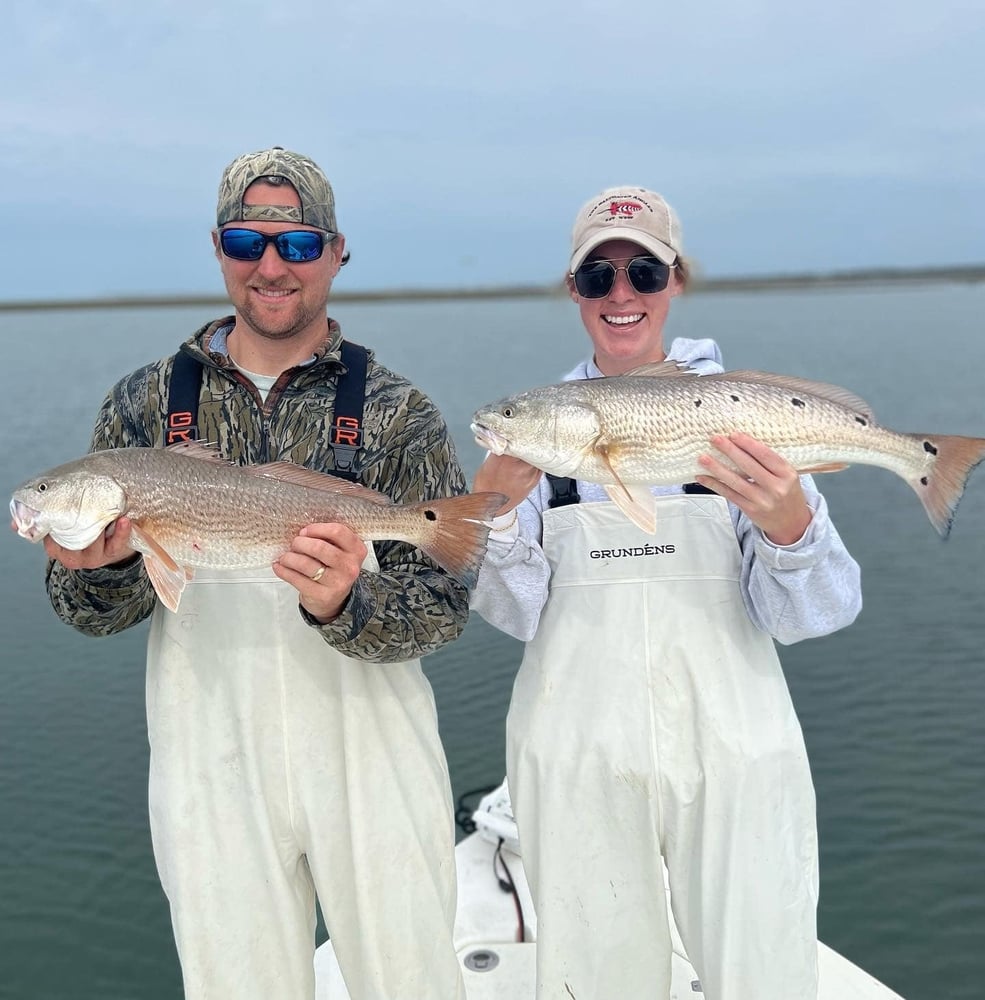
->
[314, 831, 906, 999]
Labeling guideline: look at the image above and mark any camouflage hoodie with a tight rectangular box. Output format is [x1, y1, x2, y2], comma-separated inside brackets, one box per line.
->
[45, 316, 471, 663]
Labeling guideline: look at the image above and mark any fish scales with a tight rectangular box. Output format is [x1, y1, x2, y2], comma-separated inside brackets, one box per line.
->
[10, 443, 506, 610]
[572, 376, 931, 486]
[99, 448, 434, 568]
[471, 364, 985, 537]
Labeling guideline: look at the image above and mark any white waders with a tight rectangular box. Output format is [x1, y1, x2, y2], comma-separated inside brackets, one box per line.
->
[507, 497, 819, 1000]
[145, 555, 465, 1000]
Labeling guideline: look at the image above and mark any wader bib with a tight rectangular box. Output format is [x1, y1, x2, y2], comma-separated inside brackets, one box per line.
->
[145, 551, 465, 1000]
[506, 496, 819, 1000]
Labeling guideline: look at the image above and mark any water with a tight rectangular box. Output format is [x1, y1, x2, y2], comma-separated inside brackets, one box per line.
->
[2, 285, 984, 999]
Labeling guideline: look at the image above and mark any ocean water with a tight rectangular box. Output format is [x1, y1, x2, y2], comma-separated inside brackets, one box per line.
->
[1, 284, 984, 1000]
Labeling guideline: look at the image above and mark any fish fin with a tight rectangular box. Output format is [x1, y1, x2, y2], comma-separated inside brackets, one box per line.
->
[800, 462, 850, 474]
[403, 491, 507, 589]
[595, 444, 658, 532]
[718, 370, 877, 422]
[621, 362, 879, 424]
[907, 433, 985, 538]
[604, 484, 657, 534]
[623, 360, 700, 378]
[248, 463, 395, 505]
[165, 440, 231, 463]
[131, 525, 187, 613]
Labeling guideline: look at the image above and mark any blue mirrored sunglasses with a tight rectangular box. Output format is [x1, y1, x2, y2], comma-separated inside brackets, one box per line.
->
[572, 256, 675, 298]
[219, 227, 335, 263]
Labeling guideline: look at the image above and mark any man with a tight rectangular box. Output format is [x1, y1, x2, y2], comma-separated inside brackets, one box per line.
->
[42, 147, 470, 999]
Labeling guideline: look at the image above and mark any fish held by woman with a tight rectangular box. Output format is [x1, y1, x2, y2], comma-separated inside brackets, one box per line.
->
[471, 362, 985, 537]
[10, 441, 506, 611]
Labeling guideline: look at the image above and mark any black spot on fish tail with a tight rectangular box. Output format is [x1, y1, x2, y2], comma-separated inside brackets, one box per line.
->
[921, 477, 929, 486]
[694, 399, 702, 407]
[855, 416, 869, 426]
[791, 397, 805, 408]
[924, 441, 939, 455]
[730, 394, 740, 402]
[425, 509, 437, 521]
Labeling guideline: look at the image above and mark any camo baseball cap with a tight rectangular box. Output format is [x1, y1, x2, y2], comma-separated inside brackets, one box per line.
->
[569, 186, 682, 272]
[216, 147, 338, 232]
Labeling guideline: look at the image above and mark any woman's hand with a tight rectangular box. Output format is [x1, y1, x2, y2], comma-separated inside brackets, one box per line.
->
[473, 453, 542, 515]
[695, 432, 812, 546]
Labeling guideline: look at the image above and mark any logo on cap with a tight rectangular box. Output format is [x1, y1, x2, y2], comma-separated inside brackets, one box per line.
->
[607, 200, 646, 218]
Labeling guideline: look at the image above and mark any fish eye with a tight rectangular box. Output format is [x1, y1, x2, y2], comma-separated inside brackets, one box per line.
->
[37, 482, 48, 493]
[502, 406, 514, 418]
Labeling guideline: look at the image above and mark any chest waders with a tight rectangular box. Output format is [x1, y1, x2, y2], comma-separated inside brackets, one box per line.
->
[146, 345, 465, 1000]
[507, 494, 819, 1000]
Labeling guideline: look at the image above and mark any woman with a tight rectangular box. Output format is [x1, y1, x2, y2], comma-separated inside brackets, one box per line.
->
[470, 186, 862, 1000]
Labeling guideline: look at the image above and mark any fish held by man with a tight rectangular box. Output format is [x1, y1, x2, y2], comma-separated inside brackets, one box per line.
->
[471, 362, 985, 537]
[10, 441, 506, 611]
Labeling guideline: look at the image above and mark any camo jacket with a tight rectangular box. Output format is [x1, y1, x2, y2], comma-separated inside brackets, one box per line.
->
[45, 316, 470, 663]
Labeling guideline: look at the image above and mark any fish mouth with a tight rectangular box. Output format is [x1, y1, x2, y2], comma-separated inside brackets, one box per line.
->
[471, 421, 508, 456]
[9, 498, 46, 542]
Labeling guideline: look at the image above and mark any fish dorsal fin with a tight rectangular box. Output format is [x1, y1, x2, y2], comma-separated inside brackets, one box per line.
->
[249, 462, 394, 505]
[164, 440, 231, 464]
[717, 370, 876, 421]
[622, 364, 877, 423]
[623, 360, 700, 378]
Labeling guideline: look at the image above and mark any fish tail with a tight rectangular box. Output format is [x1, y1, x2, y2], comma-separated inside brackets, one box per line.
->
[408, 491, 507, 589]
[909, 433, 985, 537]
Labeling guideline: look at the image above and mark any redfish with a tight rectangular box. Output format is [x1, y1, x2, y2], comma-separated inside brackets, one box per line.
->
[471, 362, 985, 536]
[10, 441, 504, 611]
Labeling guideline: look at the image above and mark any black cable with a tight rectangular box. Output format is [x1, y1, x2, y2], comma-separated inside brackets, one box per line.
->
[454, 783, 502, 835]
[493, 838, 525, 943]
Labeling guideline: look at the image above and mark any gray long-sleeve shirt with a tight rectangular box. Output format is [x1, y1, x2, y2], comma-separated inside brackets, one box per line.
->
[471, 336, 863, 644]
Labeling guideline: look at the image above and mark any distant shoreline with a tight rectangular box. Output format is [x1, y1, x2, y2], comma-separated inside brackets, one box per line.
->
[2, 263, 984, 312]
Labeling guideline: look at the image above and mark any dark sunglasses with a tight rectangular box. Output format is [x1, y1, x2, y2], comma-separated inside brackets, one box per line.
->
[219, 227, 335, 263]
[572, 256, 675, 298]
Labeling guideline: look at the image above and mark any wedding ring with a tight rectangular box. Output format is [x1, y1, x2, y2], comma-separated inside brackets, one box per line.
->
[311, 566, 326, 583]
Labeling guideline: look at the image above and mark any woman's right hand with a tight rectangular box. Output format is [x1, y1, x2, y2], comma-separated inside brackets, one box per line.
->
[474, 454, 542, 515]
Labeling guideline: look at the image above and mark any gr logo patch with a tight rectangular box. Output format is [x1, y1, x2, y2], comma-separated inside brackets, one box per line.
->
[331, 415, 362, 448]
[166, 411, 197, 444]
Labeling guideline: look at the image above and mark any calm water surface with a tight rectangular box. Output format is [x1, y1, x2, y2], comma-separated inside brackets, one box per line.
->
[1, 285, 984, 999]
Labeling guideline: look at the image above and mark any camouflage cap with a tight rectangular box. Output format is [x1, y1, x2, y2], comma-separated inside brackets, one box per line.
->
[216, 147, 338, 232]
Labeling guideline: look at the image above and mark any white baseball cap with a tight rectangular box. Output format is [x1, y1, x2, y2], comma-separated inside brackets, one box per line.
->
[569, 186, 682, 272]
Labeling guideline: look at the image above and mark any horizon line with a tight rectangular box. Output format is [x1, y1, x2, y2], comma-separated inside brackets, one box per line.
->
[2, 263, 983, 313]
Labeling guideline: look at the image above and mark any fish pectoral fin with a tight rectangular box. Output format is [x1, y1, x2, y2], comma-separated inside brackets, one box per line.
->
[799, 461, 850, 474]
[604, 484, 658, 534]
[131, 525, 187, 613]
[249, 462, 394, 505]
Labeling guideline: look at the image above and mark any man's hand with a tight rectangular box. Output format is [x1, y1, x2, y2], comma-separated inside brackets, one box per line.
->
[35, 516, 139, 570]
[274, 522, 368, 624]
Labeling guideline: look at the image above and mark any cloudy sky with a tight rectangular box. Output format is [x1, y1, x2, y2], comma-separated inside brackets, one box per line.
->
[3, 0, 982, 301]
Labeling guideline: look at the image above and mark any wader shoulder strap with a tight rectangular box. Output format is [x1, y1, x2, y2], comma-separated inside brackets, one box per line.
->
[329, 340, 368, 481]
[165, 341, 369, 481]
[546, 474, 581, 508]
[546, 475, 715, 506]
[165, 349, 204, 444]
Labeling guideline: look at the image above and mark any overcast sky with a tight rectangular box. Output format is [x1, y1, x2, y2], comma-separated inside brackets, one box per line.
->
[3, 0, 983, 301]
